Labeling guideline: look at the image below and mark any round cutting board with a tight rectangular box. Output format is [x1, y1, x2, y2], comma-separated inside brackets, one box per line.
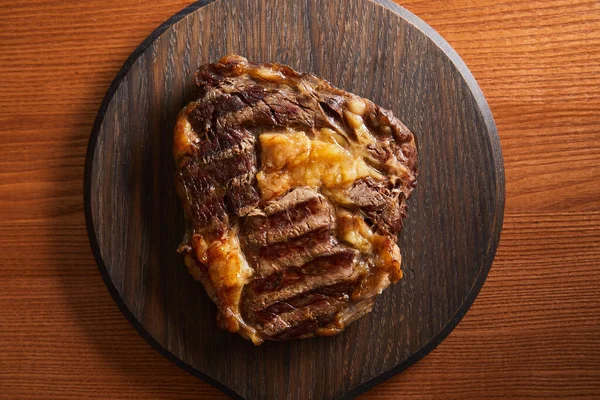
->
[84, 0, 505, 399]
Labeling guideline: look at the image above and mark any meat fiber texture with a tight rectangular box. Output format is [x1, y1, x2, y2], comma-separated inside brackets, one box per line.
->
[174, 55, 417, 345]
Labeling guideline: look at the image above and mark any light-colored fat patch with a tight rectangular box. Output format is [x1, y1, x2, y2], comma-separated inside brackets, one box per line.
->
[173, 102, 198, 160]
[255, 130, 382, 200]
[190, 226, 257, 340]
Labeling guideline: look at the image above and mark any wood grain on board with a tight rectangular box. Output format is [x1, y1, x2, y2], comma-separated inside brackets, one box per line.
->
[0, 0, 599, 399]
[86, 0, 503, 398]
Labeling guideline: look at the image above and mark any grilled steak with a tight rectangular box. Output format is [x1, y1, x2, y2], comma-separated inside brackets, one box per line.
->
[174, 55, 417, 344]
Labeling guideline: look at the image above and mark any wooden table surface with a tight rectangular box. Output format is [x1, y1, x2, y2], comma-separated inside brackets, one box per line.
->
[1, 0, 598, 398]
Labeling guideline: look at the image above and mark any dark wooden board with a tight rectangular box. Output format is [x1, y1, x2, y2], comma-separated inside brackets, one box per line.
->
[84, 0, 505, 398]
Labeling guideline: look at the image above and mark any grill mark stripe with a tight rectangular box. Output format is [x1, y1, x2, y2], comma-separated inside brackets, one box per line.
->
[243, 197, 335, 246]
[246, 228, 341, 277]
[246, 251, 359, 312]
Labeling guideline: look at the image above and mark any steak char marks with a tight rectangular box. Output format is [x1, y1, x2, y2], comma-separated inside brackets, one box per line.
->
[174, 55, 417, 344]
[241, 188, 361, 339]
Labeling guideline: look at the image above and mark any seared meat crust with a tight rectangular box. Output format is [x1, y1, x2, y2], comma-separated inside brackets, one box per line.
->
[174, 55, 417, 344]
